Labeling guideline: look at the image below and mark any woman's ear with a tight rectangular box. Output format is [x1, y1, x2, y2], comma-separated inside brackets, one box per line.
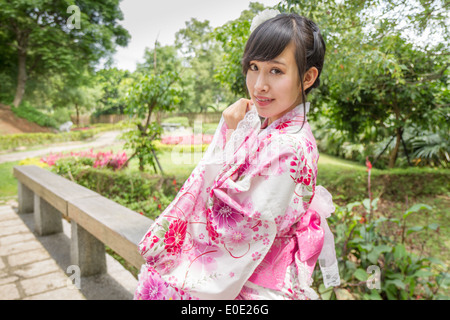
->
[302, 67, 319, 91]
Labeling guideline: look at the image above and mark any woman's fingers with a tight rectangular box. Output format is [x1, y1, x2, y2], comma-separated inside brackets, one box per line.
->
[223, 98, 253, 130]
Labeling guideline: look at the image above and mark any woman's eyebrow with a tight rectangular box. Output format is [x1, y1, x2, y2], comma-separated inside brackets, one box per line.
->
[268, 59, 286, 66]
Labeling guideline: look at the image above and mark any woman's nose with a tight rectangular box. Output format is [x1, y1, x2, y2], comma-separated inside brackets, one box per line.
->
[254, 74, 269, 92]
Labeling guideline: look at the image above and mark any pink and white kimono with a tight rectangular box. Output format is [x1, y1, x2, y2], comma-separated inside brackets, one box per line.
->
[134, 102, 340, 300]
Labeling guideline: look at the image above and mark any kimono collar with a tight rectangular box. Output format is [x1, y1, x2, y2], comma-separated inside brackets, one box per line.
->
[260, 102, 310, 131]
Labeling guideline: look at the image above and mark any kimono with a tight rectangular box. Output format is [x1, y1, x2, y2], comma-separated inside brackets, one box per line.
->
[134, 102, 340, 300]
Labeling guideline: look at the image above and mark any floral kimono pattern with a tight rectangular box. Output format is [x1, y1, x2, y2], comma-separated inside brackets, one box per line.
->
[134, 102, 340, 300]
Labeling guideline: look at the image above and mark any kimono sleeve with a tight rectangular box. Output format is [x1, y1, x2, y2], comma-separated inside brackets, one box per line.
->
[203, 134, 315, 298]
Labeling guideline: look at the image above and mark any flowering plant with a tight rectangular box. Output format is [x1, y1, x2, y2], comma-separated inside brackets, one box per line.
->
[40, 148, 128, 171]
[250, 9, 280, 33]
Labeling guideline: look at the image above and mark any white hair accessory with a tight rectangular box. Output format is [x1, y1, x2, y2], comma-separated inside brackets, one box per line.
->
[250, 9, 280, 33]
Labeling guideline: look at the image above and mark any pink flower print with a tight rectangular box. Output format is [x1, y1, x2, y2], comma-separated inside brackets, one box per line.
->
[305, 139, 314, 153]
[238, 158, 252, 177]
[276, 120, 292, 130]
[137, 275, 168, 300]
[252, 252, 261, 261]
[193, 242, 222, 271]
[164, 219, 187, 255]
[263, 237, 270, 245]
[212, 200, 243, 229]
[206, 209, 220, 242]
[229, 272, 235, 278]
[275, 216, 283, 225]
[224, 225, 250, 245]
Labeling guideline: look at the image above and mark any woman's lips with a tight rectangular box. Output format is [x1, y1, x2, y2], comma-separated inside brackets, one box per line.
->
[254, 96, 274, 107]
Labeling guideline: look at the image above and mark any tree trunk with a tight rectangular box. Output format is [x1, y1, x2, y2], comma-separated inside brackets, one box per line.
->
[389, 127, 403, 168]
[75, 104, 80, 127]
[13, 51, 27, 107]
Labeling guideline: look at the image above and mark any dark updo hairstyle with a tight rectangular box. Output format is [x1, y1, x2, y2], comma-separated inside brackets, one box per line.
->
[242, 13, 326, 125]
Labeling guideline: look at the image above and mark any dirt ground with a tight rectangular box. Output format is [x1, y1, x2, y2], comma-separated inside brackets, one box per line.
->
[0, 103, 53, 135]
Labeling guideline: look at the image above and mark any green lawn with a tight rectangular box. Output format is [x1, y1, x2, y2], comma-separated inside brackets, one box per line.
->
[0, 160, 20, 204]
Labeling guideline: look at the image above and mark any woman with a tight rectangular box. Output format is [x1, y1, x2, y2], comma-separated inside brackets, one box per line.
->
[134, 10, 340, 300]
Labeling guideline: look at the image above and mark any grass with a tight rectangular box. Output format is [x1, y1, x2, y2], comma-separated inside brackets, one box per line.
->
[0, 160, 20, 205]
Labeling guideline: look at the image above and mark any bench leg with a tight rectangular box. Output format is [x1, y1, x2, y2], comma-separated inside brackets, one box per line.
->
[18, 182, 34, 214]
[70, 221, 107, 277]
[34, 195, 63, 236]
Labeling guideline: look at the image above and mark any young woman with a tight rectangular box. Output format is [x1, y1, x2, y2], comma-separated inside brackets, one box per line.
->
[134, 10, 340, 300]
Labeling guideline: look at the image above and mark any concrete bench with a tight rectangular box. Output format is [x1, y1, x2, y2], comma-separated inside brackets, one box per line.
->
[13, 165, 153, 277]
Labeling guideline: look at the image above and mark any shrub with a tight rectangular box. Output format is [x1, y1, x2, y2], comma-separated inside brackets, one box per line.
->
[49, 157, 180, 220]
[314, 199, 448, 300]
[11, 102, 59, 128]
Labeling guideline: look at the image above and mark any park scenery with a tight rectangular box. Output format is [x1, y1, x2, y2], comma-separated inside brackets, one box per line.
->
[0, 1, 448, 300]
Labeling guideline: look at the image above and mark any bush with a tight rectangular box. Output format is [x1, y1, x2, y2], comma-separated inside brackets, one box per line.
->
[11, 102, 59, 128]
[50, 157, 180, 220]
[317, 165, 450, 202]
[314, 199, 448, 300]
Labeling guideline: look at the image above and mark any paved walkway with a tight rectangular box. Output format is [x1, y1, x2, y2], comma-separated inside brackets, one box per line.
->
[0, 130, 124, 164]
[0, 202, 138, 300]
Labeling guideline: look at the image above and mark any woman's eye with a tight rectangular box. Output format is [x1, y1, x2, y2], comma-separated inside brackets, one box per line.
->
[249, 64, 258, 71]
[271, 68, 282, 75]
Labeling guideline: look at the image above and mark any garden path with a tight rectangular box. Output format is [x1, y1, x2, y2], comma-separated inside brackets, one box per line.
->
[0, 130, 124, 164]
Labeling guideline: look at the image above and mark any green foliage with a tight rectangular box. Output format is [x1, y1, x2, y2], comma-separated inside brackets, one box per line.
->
[49, 157, 179, 220]
[124, 71, 183, 172]
[281, 0, 449, 168]
[213, 2, 266, 97]
[315, 199, 448, 300]
[0, 0, 130, 106]
[317, 163, 450, 202]
[11, 101, 58, 128]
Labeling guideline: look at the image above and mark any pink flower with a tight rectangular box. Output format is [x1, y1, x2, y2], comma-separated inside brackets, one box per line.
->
[137, 275, 168, 300]
[252, 252, 261, 261]
[212, 199, 243, 229]
[164, 219, 187, 255]
[223, 225, 250, 245]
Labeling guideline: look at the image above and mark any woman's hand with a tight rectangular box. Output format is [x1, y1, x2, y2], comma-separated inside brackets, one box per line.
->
[222, 98, 254, 130]
[222, 98, 254, 143]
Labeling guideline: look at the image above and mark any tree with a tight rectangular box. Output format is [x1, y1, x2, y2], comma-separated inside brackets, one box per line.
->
[0, 0, 130, 107]
[214, 2, 266, 97]
[123, 72, 182, 172]
[280, 0, 449, 168]
[52, 69, 102, 127]
[93, 68, 133, 116]
[175, 18, 233, 113]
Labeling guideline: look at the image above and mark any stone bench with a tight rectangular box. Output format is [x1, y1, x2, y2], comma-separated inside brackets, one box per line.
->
[13, 165, 153, 277]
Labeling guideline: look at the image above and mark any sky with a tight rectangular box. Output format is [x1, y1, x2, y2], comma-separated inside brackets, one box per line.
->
[112, 0, 281, 72]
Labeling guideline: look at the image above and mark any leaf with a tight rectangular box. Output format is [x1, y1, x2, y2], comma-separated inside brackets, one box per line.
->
[427, 257, 445, 266]
[354, 268, 369, 281]
[406, 226, 424, 235]
[403, 203, 432, 219]
[386, 279, 406, 290]
[155, 229, 166, 238]
[364, 290, 383, 300]
[393, 244, 407, 260]
[368, 245, 392, 264]
[427, 223, 440, 231]
[334, 288, 356, 300]
[413, 270, 434, 278]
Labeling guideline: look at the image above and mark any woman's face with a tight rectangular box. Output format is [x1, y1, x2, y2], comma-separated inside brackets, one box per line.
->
[246, 41, 302, 124]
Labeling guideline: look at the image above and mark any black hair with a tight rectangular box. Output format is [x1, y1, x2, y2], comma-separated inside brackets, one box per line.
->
[242, 13, 326, 128]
